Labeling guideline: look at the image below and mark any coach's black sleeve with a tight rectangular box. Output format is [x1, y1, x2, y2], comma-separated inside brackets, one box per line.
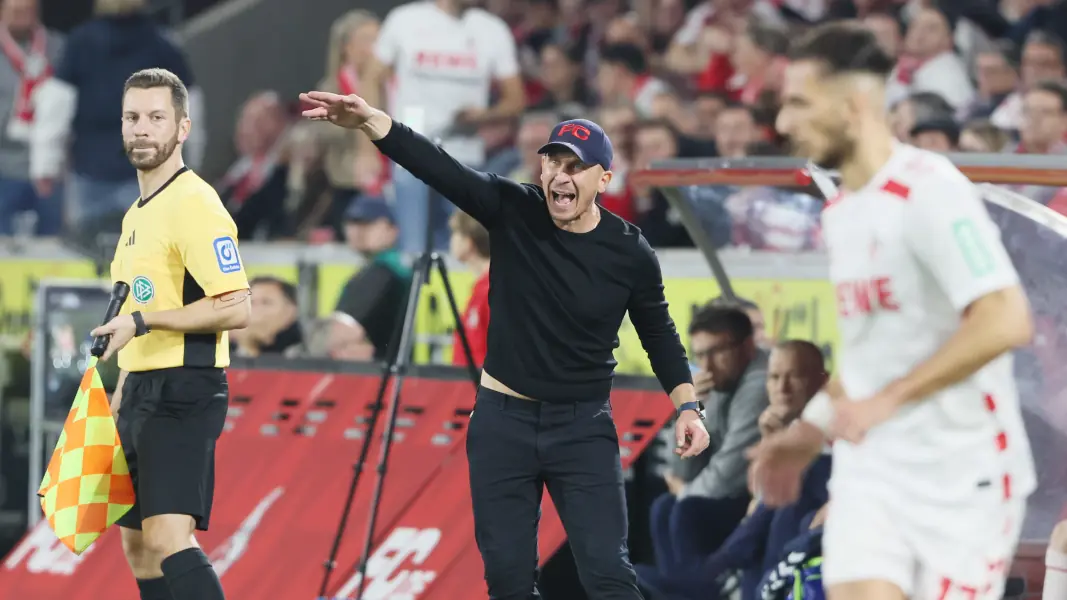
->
[334, 265, 394, 325]
[627, 236, 693, 394]
[373, 121, 512, 227]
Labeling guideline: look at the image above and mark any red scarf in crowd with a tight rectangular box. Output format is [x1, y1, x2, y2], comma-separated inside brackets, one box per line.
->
[0, 24, 50, 141]
[339, 66, 388, 194]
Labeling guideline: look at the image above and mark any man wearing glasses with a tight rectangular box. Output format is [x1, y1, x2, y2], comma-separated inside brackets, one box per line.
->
[645, 306, 769, 583]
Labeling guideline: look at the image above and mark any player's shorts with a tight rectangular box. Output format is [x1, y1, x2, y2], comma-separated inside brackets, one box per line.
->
[114, 367, 228, 531]
[822, 478, 1025, 600]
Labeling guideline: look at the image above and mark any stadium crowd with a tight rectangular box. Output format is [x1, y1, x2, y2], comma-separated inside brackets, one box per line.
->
[3, 0, 1067, 597]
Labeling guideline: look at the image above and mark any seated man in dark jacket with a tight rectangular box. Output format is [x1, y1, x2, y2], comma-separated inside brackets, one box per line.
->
[638, 454, 830, 600]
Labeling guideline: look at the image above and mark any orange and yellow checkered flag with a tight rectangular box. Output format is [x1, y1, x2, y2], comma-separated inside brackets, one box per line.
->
[37, 356, 135, 554]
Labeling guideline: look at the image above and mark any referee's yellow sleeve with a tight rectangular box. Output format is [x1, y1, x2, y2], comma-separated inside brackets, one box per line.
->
[175, 194, 250, 297]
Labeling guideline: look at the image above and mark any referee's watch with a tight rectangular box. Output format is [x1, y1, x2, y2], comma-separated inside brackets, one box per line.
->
[131, 311, 151, 337]
[678, 401, 704, 420]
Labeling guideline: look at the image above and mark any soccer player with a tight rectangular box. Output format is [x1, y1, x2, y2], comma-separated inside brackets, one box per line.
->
[300, 91, 710, 599]
[90, 68, 249, 600]
[448, 210, 490, 367]
[747, 23, 1037, 600]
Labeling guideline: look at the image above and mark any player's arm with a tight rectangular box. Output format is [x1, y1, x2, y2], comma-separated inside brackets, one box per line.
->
[886, 176, 1033, 407]
[143, 196, 251, 333]
[626, 236, 695, 408]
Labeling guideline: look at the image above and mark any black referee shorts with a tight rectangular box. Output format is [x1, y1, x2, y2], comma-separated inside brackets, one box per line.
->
[115, 367, 228, 531]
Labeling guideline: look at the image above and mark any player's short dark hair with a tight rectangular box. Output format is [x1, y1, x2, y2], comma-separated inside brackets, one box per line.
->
[124, 68, 189, 119]
[250, 276, 298, 305]
[1029, 79, 1067, 112]
[788, 21, 895, 78]
[689, 305, 754, 342]
[449, 210, 490, 259]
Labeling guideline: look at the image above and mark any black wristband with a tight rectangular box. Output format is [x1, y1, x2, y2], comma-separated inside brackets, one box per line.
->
[678, 401, 703, 419]
[131, 311, 150, 337]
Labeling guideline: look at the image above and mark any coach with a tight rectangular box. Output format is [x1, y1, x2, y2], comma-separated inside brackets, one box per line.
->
[301, 91, 710, 600]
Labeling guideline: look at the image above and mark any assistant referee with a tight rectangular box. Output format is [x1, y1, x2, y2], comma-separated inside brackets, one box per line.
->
[302, 91, 711, 599]
[91, 68, 248, 600]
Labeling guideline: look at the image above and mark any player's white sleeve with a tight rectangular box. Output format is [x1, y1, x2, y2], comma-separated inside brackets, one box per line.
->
[488, 17, 520, 80]
[373, 8, 403, 66]
[30, 78, 76, 180]
[904, 170, 1020, 311]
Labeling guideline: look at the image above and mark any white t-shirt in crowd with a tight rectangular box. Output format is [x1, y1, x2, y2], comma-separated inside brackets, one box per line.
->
[823, 143, 1036, 505]
[375, 0, 519, 165]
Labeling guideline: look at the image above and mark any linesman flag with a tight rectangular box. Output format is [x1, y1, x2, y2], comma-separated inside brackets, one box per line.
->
[37, 356, 135, 554]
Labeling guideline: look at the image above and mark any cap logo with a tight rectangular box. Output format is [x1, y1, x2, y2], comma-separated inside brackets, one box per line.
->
[557, 123, 591, 141]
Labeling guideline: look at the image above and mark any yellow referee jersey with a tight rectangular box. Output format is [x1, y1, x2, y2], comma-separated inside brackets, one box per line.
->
[110, 167, 249, 372]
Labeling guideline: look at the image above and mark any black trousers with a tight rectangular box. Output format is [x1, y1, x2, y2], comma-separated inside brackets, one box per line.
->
[466, 388, 642, 600]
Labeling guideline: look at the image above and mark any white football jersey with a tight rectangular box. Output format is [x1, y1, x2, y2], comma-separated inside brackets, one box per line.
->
[823, 143, 1036, 504]
[374, 1, 519, 165]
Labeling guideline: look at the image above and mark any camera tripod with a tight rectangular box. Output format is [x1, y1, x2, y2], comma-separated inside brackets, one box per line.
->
[317, 250, 479, 599]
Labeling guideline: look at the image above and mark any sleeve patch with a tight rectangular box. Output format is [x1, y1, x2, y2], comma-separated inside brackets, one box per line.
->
[213, 236, 243, 273]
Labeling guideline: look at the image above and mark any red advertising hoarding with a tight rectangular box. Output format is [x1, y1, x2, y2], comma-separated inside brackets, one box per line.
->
[0, 368, 671, 600]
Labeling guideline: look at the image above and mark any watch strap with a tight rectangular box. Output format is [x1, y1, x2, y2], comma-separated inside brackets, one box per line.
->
[131, 311, 150, 337]
[678, 401, 703, 417]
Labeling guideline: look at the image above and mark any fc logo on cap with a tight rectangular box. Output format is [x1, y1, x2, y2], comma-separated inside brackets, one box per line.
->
[557, 123, 591, 140]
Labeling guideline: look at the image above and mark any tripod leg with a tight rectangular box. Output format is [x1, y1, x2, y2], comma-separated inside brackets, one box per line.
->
[351, 254, 433, 600]
[317, 369, 390, 597]
[432, 253, 480, 386]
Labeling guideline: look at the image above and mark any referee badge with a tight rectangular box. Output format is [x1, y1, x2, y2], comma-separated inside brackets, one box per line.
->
[213, 236, 243, 274]
[132, 276, 154, 304]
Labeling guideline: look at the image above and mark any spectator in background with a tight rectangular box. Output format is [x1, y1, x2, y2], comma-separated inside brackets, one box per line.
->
[532, 41, 594, 113]
[0, 0, 63, 236]
[959, 42, 1019, 122]
[361, 0, 525, 254]
[596, 42, 670, 116]
[631, 119, 693, 244]
[218, 91, 290, 240]
[714, 103, 760, 158]
[329, 197, 411, 362]
[887, 6, 975, 110]
[448, 210, 490, 368]
[910, 117, 959, 152]
[958, 118, 1011, 152]
[1007, 80, 1067, 204]
[650, 306, 768, 579]
[506, 111, 556, 183]
[992, 30, 1067, 131]
[728, 18, 788, 106]
[477, 116, 521, 176]
[862, 10, 904, 60]
[639, 341, 828, 600]
[31, 0, 203, 234]
[231, 276, 305, 358]
[708, 295, 770, 349]
[308, 9, 381, 241]
[888, 91, 953, 141]
[690, 91, 729, 141]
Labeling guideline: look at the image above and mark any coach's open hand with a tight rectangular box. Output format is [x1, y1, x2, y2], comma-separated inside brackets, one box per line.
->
[674, 409, 710, 458]
[91, 314, 136, 362]
[300, 91, 374, 130]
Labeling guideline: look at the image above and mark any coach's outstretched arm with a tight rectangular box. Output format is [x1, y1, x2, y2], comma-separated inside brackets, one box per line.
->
[300, 91, 513, 227]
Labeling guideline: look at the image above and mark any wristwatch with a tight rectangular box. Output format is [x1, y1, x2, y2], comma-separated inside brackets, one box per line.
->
[678, 401, 705, 420]
[131, 311, 152, 337]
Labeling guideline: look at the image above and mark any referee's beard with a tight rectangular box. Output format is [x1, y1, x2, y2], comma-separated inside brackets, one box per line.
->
[125, 129, 181, 171]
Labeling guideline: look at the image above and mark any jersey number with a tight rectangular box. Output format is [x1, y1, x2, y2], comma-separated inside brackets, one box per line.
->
[951, 219, 994, 277]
